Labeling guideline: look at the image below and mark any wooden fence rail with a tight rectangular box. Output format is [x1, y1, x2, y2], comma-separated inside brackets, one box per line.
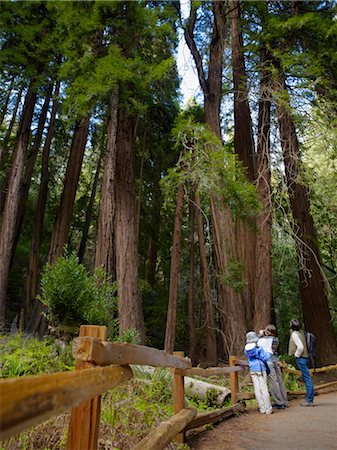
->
[1, 324, 335, 449]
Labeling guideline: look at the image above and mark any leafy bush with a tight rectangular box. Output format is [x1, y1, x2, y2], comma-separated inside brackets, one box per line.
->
[38, 254, 118, 336]
[0, 334, 74, 378]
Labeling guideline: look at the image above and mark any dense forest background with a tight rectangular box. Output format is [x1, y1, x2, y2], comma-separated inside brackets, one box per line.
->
[1, 0, 337, 366]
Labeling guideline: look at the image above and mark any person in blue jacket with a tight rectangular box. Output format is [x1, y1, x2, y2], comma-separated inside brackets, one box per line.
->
[244, 331, 273, 414]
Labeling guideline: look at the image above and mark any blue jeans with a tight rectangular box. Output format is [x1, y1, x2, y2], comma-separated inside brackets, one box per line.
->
[296, 357, 314, 403]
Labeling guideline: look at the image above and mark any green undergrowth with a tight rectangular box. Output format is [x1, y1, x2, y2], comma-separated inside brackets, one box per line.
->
[0, 333, 74, 378]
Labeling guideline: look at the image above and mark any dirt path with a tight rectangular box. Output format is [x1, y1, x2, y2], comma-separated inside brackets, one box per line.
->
[187, 392, 337, 450]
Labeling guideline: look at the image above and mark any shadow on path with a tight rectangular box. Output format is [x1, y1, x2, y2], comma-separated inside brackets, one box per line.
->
[187, 391, 337, 450]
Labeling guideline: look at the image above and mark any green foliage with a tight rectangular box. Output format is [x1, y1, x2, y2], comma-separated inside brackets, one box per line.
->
[161, 119, 260, 224]
[0, 334, 74, 378]
[38, 254, 118, 336]
[115, 328, 141, 345]
[218, 260, 245, 294]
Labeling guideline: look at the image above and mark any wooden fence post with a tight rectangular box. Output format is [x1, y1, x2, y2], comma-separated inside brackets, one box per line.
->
[66, 325, 107, 450]
[173, 351, 185, 444]
[229, 355, 238, 405]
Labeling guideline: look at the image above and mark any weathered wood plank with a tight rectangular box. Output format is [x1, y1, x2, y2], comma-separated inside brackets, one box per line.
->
[174, 366, 243, 377]
[66, 325, 107, 450]
[132, 407, 197, 450]
[279, 362, 337, 376]
[184, 402, 245, 431]
[0, 364, 133, 441]
[237, 392, 255, 401]
[72, 337, 192, 369]
[235, 358, 249, 367]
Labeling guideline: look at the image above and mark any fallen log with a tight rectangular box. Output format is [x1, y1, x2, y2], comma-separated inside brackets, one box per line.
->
[279, 362, 337, 377]
[133, 407, 197, 450]
[184, 402, 245, 431]
[184, 377, 231, 406]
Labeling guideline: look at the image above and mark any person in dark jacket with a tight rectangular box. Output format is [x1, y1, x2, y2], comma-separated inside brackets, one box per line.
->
[244, 331, 273, 414]
[288, 319, 314, 406]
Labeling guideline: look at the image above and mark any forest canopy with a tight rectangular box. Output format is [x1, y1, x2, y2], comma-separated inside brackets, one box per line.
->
[1, 0, 337, 366]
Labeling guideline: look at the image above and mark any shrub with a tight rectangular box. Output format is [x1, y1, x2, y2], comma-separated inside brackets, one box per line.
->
[38, 254, 118, 337]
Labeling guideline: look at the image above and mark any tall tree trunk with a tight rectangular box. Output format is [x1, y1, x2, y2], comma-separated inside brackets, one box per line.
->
[0, 83, 37, 328]
[12, 86, 52, 253]
[230, 0, 256, 328]
[145, 170, 161, 286]
[0, 85, 24, 202]
[185, 1, 247, 356]
[24, 81, 60, 326]
[276, 75, 337, 365]
[195, 190, 217, 365]
[95, 93, 118, 277]
[188, 188, 197, 363]
[48, 117, 90, 265]
[0, 77, 14, 127]
[78, 141, 103, 263]
[164, 183, 185, 353]
[115, 106, 145, 342]
[254, 47, 273, 330]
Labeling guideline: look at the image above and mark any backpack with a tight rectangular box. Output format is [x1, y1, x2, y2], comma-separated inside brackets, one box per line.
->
[304, 331, 316, 369]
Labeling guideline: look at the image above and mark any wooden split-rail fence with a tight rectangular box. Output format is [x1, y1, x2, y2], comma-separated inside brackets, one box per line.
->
[1, 325, 337, 449]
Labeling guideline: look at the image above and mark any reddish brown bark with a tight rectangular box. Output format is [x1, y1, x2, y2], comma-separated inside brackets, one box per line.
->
[164, 183, 185, 354]
[254, 51, 273, 331]
[185, 1, 247, 356]
[276, 75, 337, 364]
[0, 83, 37, 327]
[95, 94, 118, 276]
[195, 190, 217, 365]
[12, 86, 52, 251]
[188, 189, 197, 364]
[24, 81, 60, 324]
[48, 117, 90, 265]
[230, 0, 256, 328]
[115, 107, 144, 343]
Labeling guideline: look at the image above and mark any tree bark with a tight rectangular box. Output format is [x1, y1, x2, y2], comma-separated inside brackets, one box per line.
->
[185, 1, 247, 356]
[24, 81, 60, 326]
[0, 85, 24, 203]
[12, 85, 52, 253]
[115, 106, 145, 342]
[188, 189, 197, 364]
[276, 75, 337, 364]
[254, 46, 273, 331]
[78, 139, 103, 263]
[164, 183, 185, 354]
[95, 93, 118, 276]
[0, 83, 37, 328]
[195, 190, 217, 365]
[230, 0, 256, 328]
[48, 117, 90, 265]
[0, 77, 14, 127]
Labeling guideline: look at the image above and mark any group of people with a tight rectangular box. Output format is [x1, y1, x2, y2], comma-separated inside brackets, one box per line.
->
[244, 319, 314, 414]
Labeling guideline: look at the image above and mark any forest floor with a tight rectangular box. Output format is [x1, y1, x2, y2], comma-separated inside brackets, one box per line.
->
[187, 389, 337, 450]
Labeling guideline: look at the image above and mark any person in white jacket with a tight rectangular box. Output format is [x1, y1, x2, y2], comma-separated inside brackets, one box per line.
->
[288, 319, 314, 406]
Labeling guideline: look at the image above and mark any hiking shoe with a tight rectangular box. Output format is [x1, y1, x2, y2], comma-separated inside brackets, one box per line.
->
[273, 404, 285, 409]
[300, 402, 314, 407]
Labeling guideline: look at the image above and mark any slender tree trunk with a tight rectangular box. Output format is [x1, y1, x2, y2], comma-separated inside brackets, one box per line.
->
[254, 49, 273, 330]
[12, 86, 52, 252]
[115, 106, 145, 342]
[0, 83, 37, 328]
[95, 93, 118, 277]
[195, 190, 217, 365]
[164, 183, 185, 353]
[188, 188, 197, 363]
[24, 81, 60, 326]
[276, 75, 337, 364]
[0, 85, 24, 203]
[145, 169, 161, 286]
[78, 141, 103, 263]
[0, 77, 14, 127]
[48, 117, 90, 265]
[230, 0, 256, 328]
